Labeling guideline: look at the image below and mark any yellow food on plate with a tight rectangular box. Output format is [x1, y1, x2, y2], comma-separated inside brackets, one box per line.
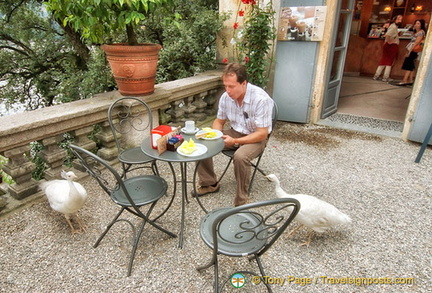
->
[179, 138, 197, 154]
[200, 127, 217, 138]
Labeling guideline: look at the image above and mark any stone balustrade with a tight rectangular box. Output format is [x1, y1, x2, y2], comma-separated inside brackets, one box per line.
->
[0, 70, 224, 210]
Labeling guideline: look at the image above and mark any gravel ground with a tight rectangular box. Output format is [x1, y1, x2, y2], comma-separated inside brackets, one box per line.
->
[0, 122, 431, 293]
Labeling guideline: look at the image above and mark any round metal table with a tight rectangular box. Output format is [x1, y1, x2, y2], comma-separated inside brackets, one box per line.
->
[141, 133, 224, 248]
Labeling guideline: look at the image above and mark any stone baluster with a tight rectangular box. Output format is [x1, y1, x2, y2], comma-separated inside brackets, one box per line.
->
[40, 135, 68, 181]
[203, 89, 219, 116]
[2, 145, 38, 200]
[96, 121, 118, 163]
[0, 185, 6, 211]
[192, 92, 209, 121]
[158, 105, 172, 126]
[71, 127, 97, 173]
[182, 96, 197, 121]
[165, 100, 185, 126]
[72, 126, 98, 150]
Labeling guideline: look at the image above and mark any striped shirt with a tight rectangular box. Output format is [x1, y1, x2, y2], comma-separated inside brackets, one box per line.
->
[217, 83, 274, 135]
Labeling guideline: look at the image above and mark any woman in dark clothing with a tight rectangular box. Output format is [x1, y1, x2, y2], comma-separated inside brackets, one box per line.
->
[398, 19, 426, 86]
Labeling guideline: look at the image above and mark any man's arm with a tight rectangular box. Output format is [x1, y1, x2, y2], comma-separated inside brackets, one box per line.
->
[224, 127, 269, 147]
[212, 118, 226, 131]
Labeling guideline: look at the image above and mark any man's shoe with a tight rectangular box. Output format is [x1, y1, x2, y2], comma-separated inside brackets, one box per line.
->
[192, 183, 220, 197]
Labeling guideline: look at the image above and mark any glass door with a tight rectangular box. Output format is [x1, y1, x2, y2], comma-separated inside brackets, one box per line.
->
[321, 0, 355, 118]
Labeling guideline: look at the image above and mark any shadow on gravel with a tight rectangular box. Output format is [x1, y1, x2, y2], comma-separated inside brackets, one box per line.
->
[272, 122, 383, 150]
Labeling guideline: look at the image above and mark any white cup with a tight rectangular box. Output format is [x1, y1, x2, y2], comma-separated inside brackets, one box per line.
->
[185, 120, 195, 132]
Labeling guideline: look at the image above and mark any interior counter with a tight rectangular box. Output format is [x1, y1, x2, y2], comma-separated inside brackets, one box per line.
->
[345, 36, 415, 79]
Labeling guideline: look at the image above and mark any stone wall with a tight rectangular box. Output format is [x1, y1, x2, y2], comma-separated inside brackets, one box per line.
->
[0, 70, 223, 213]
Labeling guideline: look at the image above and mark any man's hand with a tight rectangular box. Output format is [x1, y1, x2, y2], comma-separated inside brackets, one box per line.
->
[222, 127, 269, 148]
[222, 135, 236, 147]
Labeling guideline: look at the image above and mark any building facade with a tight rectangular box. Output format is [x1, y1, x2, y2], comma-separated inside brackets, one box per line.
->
[218, 0, 431, 144]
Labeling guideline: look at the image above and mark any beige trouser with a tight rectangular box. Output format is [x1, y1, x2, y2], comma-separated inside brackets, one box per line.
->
[374, 65, 392, 79]
[197, 128, 267, 206]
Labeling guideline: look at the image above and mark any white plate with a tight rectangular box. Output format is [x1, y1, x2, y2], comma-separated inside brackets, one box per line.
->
[181, 127, 199, 134]
[195, 129, 223, 140]
[177, 143, 208, 157]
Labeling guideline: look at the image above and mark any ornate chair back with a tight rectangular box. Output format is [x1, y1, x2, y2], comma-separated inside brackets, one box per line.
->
[197, 197, 300, 292]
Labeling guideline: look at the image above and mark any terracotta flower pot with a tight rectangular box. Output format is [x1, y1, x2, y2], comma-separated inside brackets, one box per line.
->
[101, 43, 162, 96]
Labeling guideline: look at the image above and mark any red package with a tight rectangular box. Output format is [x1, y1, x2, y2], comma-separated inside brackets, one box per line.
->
[151, 125, 173, 149]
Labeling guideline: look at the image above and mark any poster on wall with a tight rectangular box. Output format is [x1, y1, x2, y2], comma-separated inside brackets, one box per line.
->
[277, 6, 327, 41]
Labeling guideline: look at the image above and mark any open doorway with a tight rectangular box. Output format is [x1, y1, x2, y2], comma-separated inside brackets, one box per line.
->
[324, 0, 430, 134]
[337, 76, 411, 122]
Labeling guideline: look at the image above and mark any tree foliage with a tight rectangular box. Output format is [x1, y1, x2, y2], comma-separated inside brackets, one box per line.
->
[0, 0, 224, 115]
[45, 0, 176, 45]
[0, 0, 115, 112]
[142, 1, 227, 82]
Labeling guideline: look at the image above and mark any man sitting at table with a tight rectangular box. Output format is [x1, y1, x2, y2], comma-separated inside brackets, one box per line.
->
[192, 63, 274, 206]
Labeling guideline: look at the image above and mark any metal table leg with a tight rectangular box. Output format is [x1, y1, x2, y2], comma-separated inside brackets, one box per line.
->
[178, 162, 187, 248]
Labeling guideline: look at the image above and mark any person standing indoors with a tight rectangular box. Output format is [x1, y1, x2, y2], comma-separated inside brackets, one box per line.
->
[373, 15, 403, 82]
[398, 19, 427, 86]
[192, 63, 274, 206]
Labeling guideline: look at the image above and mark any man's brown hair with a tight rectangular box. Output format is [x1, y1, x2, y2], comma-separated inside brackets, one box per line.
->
[223, 63, 248, 84]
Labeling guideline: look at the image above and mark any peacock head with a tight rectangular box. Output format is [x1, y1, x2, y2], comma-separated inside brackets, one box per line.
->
[266, 174, 280, 183]
[61, 170, 78, 180]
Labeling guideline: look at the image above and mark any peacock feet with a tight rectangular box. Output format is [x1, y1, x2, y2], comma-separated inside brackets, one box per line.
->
[74, 214, 87, 233]
[65, 214, 86, 234]
[286, 224, 303, 238]
[300, 230, 314, 247]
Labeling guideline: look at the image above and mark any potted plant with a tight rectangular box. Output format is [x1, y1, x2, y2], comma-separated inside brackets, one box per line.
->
[45, 0, 175, 96]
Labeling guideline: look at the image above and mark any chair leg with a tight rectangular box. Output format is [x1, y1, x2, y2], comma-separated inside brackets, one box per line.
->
[136, 204, 177, 238]
[255, 255, 273, 293]
[193, 161, 209, 213]
[255, 166, 267, 177]
[248, 154, 264, 194]
[220, 153, 266, 194]
[121, 161, 159, 179]
[167, 161, 176, 198]
[93, 208, 125, 248]
[217, 157, 233, 184]
[151, 160, 159, 176]
[127, 218, 147, 276]
[196, 258, 216, 272]
[219, 154, 266, 194]
[151, 198, 176, 223]
[152, 164, 176, 221]
[415, 122, 432, 163]
[196, 258, 220, 293]
[214, 261, 219, 293]
[121, 163, 131, 179]
[128, 203, 175, 276]
[197, 253, 220, 292]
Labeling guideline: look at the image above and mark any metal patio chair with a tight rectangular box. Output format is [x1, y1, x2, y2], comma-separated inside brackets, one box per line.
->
[69, 144, 176, 276]
[108, 97, 158, 179]
[196, 197, 300, 292]
[415, 122, 432, 163]
[217, 103, 279, 194]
